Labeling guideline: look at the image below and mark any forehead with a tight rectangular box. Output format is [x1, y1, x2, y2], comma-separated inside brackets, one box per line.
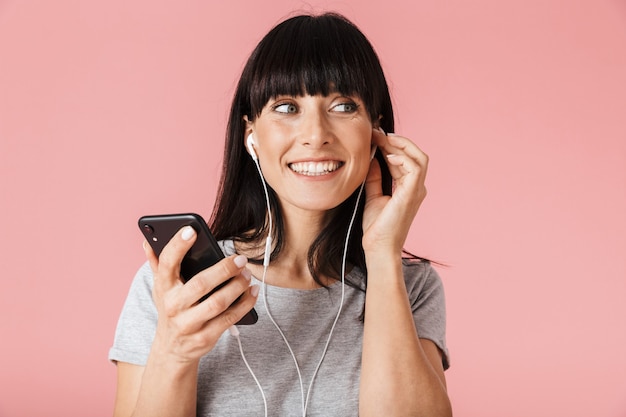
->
[244, 15, 384, 120]
[264, 88, 363, 102]
[250, 72, 368, 116]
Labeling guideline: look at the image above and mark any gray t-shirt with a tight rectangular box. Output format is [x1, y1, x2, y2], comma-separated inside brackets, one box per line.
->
[109, 240, 449, 416]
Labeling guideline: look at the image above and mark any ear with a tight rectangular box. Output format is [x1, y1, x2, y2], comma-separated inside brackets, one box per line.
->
[246, 133, 258, 161]
[370, 144, 377, 161]
[242, 116, 256, 160]
[370, 116, 383, 161]
[243, 115, 254, 135]
[372, 114, 383, 130]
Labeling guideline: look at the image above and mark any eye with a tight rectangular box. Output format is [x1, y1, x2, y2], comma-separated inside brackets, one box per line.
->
[332, 102, 358, 113]
[274, 103, 298, 113]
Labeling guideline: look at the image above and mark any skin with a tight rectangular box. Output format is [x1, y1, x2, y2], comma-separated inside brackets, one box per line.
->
[360, 132, 451, 417]
[113, 93, 452, 417]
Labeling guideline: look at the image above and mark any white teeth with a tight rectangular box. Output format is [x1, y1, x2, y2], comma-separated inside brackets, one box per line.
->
[289, 161, 343, 176]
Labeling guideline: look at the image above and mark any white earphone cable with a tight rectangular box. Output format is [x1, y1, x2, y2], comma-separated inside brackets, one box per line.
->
[304, 178, 366, 413]
[233, 153, 366, 417]
[253, 158, 307, 417]
[229, 326, 267, 416]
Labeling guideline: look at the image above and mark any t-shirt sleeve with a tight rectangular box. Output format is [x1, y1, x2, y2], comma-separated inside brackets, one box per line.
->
[403, 260, 450, 370]
[108, 262, 158, 366]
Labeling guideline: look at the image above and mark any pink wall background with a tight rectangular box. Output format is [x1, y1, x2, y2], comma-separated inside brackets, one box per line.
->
[1, 0, 625, 416]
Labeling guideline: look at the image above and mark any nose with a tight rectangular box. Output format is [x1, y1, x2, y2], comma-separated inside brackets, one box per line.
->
[298, 108, 334, 148]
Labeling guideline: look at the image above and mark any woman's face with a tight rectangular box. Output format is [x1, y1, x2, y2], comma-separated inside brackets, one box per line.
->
[247, 93, 375, 216]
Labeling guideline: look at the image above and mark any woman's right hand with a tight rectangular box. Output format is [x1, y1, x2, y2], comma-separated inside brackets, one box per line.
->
[144, 225, 259, 364]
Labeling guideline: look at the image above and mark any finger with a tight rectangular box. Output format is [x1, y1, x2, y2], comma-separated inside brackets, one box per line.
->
[385, 153, 428, 198]
[177, 254, 249, 310]
[386, 133, 429, 168]
[191, 268, 255, 324]
[143, 239, 158, 272]
[155, 226, 197, 288]
[385, 152, 427, 178]
[198, 284, 260, 342]
[219, 284, 260, 327]
[364, 157, 384, 204]
[371, 128, 404, 156]
[371, 130, 418, 180]
[383, 141, 428, 186]
[372, 129, 428, 167]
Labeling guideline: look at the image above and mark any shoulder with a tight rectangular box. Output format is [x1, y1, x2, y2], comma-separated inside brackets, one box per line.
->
[402, 258, 444, 298]
[401, 258, 447, 322]
[125, 261, 155, 303]
[402, 258, 450, 369]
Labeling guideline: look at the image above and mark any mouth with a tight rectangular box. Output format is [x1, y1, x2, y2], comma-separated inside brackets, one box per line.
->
[288, 160, 344, 176]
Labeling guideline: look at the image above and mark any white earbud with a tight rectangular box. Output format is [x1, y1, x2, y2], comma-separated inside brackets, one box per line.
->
[246, 133, 258, 161]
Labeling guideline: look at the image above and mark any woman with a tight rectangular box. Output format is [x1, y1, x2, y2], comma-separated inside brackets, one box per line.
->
[110, 12, 451, 417]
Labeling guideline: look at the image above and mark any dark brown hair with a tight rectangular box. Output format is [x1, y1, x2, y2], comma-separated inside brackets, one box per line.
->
[210, 13, 396, 289]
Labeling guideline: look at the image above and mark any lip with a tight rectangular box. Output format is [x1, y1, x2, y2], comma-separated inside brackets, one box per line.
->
[288, 155, 344, 163]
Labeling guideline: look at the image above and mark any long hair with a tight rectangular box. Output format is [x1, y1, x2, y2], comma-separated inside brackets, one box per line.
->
[210, 13, 395, 290]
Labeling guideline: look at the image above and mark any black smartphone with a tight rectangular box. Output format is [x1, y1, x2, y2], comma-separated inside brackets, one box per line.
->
[138, 213, 258, 325]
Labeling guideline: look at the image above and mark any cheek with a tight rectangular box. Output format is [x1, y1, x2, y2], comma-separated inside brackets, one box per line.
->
[357, 154, 373, 182]
[254, 124, 291, 154]
[347, 146, 374, 186]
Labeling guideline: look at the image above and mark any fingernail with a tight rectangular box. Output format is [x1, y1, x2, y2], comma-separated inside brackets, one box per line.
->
[241, 267, 252, 281]
[181, 226, 195, 241]
[250, 284, 260, 297]
[234, 255, 248, 268]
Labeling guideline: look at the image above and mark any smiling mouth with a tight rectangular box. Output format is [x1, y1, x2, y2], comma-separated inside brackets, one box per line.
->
[288, 161, 344, 176]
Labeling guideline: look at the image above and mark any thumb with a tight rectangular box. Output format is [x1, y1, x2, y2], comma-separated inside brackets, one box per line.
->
[364, 158, 383, 205]
[143, 239, 158, 272]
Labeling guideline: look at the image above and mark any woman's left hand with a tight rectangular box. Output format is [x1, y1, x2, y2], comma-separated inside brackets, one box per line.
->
[362, 128, 429, 254]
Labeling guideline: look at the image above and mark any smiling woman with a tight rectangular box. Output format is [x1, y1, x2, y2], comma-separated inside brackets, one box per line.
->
[109, 12, 451, 417]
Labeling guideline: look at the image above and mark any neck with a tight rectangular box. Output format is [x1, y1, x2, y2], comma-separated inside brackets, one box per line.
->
[239, 206, 336, 289]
